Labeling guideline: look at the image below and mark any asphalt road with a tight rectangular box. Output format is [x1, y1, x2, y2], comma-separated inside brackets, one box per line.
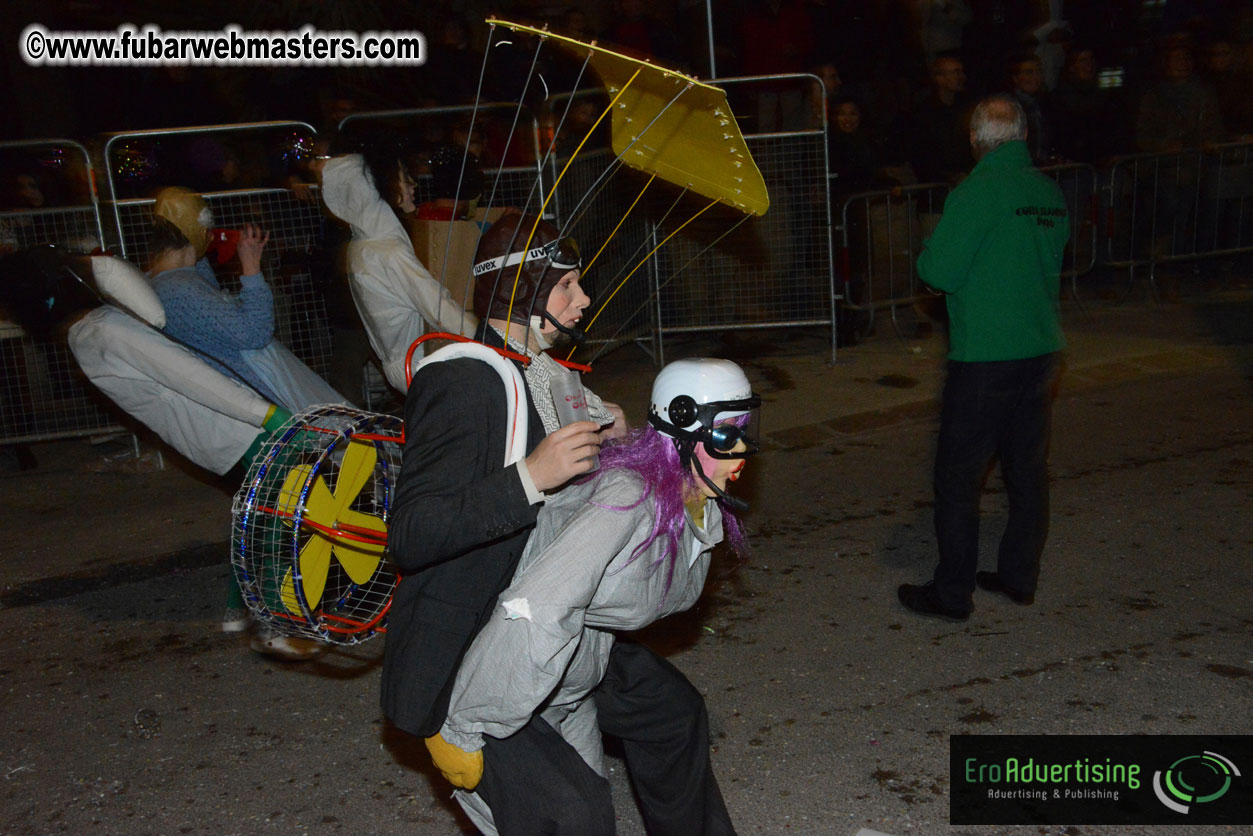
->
[1, 314, 1250, 835]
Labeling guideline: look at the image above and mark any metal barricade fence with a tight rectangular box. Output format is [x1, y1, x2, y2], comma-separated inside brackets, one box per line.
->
[17, 125, 1245, 456]
[1040, 162, 1099, 298]
[839, 164, 1099, 332]
[547, 146, 658, 363]
[838, 182, 950, 333]
[1105, 142, 1253, 287]
[102, 123, 334, 376]
[0, 139, 122, 445]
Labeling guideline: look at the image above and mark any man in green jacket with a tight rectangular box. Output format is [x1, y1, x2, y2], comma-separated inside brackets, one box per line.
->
[899, 94, 1069, 621]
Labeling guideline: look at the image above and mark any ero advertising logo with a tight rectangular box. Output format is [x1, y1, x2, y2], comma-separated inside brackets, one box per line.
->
[950, 735, 1252, 825]
[1153, 750, 1241, 814]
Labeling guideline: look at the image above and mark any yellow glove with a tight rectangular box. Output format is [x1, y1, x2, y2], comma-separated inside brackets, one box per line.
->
[425, 733, 484, 790]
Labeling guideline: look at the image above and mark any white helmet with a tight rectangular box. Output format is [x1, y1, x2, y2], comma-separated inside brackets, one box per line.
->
[648, 358, 760, 459]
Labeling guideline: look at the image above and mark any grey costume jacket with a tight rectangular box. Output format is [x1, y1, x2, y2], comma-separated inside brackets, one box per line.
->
[440, 469, 724, 776]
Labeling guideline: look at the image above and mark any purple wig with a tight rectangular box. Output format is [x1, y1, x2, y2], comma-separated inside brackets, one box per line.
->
[584, 424, 748, 599]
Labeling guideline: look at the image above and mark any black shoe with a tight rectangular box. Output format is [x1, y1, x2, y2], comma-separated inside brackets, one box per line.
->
[897, 583, 970, 622]
[976, 572, 1035, 605]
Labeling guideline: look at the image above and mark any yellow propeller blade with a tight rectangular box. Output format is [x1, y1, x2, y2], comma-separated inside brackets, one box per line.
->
[332, 509, 388, 584]
[296, 534, 333, 611]
[273, 440, 387, 614]
[278, 464, 338, 521]
[333, 441, 377, 514]
[280, 568, 300, 614]
[276, 464, 314, 518]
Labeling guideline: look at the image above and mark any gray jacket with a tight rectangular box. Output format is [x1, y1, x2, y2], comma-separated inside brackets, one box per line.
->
[440, 468, 723, 775]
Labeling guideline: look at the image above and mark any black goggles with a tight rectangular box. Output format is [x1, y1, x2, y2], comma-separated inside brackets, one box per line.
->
[472, 236, 582, 277]
[652, 395, 762, 459]
[707, 421, 756, 457]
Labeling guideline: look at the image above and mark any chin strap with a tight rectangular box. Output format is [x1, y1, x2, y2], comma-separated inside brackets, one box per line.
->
[678, 440, 749, 513]
[539, 309, 586, 344]
[527, 315, 553, 351]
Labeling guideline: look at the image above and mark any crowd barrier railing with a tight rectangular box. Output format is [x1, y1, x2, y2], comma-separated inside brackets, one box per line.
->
[101, 122, 335, 376]
[838, 162, 1101, 334]
[0, 139, 124, 445]
[8, 124, 1250, 454]
[837, 181, 950, 336]
[1104, 141, 1253, 291]
[572, 73, 839, 363]
[1040, 162, 1099, 299]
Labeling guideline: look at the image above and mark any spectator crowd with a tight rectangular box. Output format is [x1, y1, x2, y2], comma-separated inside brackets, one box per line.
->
[5, 1, 1253, 171]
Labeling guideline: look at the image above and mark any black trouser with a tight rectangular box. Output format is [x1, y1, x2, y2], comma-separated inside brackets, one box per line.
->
[932, 353, 1059, 611]
[476, 715, 615, 836]
[474, 642, 735, 836]
[595, 642, 736, 836]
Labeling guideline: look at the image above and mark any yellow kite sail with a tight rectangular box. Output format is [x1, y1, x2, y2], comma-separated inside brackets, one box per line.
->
[490, 19, 770, 216]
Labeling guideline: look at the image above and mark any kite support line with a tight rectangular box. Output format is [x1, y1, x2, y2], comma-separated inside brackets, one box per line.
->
[579, 172, 656, 282]
[403, 332, 592, 390]
[568, 197, 719, 361]
[521, 40, 595, 220]
[443, 23, 495, 336]
[502, 67, 643, 329]
[557, 80, 695, 240]
[572, 184, 690, 340]
[524, 170, 658, 330]
[508, 63, 697, 340]
[588, 212, 754, 365]
[456, 23, 497, 330]
[470, 23, 549, 324]
[516, 58, 604, 331]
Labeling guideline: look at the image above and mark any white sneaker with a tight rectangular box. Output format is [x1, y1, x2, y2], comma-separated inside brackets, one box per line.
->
[221, 607, 253, 633]
[249, 626, 326, 661]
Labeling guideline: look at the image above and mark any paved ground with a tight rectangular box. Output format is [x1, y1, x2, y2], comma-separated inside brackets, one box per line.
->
[0, 286, 1250, 835]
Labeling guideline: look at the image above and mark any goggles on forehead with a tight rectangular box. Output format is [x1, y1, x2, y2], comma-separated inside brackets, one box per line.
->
[472, 236, 581, 278]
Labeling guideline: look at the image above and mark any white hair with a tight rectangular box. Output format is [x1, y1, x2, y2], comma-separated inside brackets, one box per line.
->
[970, 95, 1027, 157]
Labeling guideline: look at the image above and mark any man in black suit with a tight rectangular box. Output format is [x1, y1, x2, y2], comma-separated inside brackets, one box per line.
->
[383, 213, 736, 835]
[383, 212, 602, 741]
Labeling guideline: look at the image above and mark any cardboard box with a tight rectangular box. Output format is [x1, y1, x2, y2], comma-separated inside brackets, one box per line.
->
[406, 207, 509, 315]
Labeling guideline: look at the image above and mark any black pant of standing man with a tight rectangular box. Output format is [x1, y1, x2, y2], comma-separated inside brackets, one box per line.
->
[929, 354, 1059, 616]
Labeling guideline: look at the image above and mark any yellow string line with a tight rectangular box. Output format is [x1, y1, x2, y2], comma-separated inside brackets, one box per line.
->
[567, 197, 719, 361]
[504, 67, 643, 329]
[581, 172, 655, 281]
